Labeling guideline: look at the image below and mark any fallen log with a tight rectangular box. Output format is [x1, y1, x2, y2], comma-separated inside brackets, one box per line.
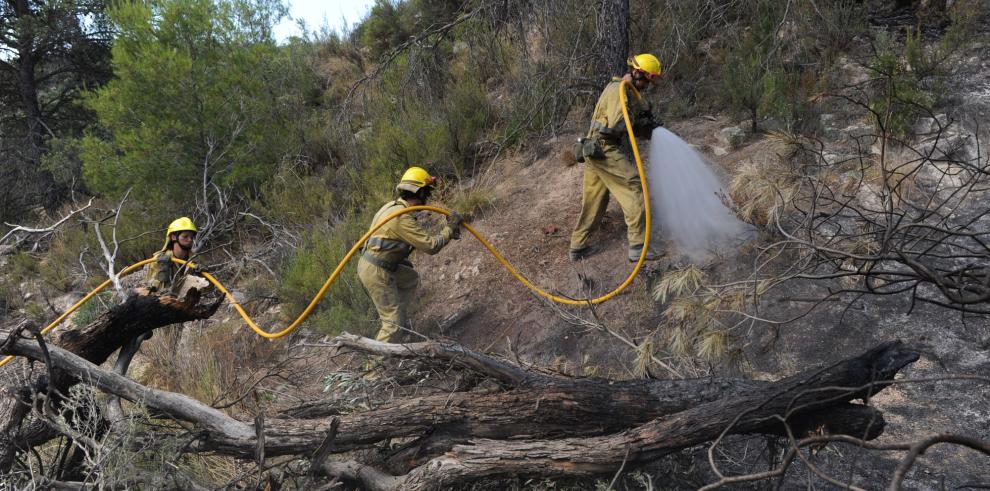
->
[3, 330, 914, 491]
[3, 337, 868, 459]
[320, 341, 918, 490]
[0, 289, 222, 472]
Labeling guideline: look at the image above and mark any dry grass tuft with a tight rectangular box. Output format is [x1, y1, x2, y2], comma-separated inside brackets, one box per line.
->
[560, 149, 577, 167]
[668, 326, 693, 357]
[652, 265, 706, 303]
[633, 337, 654, 377]
[695, 329, 728, 362]
[729, 156, 799, 227]
[138, 320, 259, 411]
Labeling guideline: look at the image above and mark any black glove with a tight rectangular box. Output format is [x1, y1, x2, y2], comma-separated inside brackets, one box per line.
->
[447, 211, 465, 240]
[601, 119, 627, 141]
[633, 107, 663, 139]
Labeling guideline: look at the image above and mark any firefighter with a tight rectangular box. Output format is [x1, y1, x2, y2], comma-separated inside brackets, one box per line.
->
[570, 53, 664, 262]
[145, 216, 210, 297]
[358, 167, 464, 342]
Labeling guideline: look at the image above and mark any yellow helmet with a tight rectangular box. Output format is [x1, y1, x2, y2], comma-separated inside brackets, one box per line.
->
[162, 216, 197, 250]
[396, 166, 436, 193]
[628, 53, 662, 81]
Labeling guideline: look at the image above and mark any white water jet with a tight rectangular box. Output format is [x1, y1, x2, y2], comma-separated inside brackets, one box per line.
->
[646, 127, 752, 261]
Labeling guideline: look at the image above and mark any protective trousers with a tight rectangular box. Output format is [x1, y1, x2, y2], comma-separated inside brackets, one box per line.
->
[357, 257, 419, 342]
[570, 144, 646, 251]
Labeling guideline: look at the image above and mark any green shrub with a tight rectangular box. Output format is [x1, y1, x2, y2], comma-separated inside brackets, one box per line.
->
[795, 0, 868, 61]
[80, 0, 303, 205]
[357, 0, 411, 58]
[41, 138, 88, 195]
[906, 2, 979, 81]
[39, 227, 88, 292]
[21, 302, 46, 323]
[0, 279, 22, 313]
[868, 32, 935, 140]
[72, 291, 117, 327]
[278, 213, 377, 336]
[9, 251, 39, 282]
[256, 165, 336, 228]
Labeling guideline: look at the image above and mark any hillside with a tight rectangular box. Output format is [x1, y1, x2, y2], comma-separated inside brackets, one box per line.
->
[1, 0, 989, 489]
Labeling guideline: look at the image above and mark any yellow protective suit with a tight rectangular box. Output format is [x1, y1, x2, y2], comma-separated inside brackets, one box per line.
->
[358, 198, 454, 342]
[143, 250, 209, 297]
[570, 78, 649, 252]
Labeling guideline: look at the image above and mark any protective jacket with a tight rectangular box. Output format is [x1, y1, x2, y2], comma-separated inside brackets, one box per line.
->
[361, 199, 453, 267]
[144, 250, 207, 296]
[358, 198, 454, 342]
[587, 78, 653, 144]
[145, 250, 180, 292]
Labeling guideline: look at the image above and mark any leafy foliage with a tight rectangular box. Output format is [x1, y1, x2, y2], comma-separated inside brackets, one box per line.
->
[278, 216, 377, 336]
[79, 0, 306, 202]
[0, 0, 113, 220]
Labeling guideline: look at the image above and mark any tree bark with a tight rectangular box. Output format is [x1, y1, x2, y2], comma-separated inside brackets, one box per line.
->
[9, 0, 46, 168]
[3, 330, 915, 490]
[0, 289, 222, 472]
[321, 341, 917, 490]
[597, 0, 630, 81]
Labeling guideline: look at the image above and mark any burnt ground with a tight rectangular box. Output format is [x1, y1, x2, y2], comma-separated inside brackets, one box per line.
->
[405, 108, 990, 488]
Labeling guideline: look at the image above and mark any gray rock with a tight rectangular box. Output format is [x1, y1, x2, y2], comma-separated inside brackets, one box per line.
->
[757, 117, 786, 133]
[842, 123, 877, 140]
[354, 125, 373, 143]
[914, 114, 949, 135]
[822, 152, 859, 166]
[820, 114, 844, 140]
[718, 126, 747, 149]
[917, 132, 973, 161]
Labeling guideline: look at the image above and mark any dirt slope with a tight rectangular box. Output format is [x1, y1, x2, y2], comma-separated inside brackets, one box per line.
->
[415, 132, 675, 377]
[414, 115, 756, 373]
[409, 113, 989, 487]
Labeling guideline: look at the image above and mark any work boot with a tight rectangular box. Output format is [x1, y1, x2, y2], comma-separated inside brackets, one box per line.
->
[569, 245, 595, 261]
[628, 244, 662, 262]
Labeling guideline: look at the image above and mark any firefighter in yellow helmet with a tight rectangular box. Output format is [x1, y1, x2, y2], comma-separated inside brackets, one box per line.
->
[358, 167, 464, 342]
[570, 53, 664, 262]
[144, 217, 210, 296]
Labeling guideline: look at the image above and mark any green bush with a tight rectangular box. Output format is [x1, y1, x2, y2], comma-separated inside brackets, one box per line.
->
[21, 301, 46, 323]
[80, 0, 306, 205]
[357, 0, 411, 58]
[868, 32, 935, 140]
[794, 0, 868, 62]
[278, 213, 377, 336]
[72, 291, 117, 327]
[352, 73, 491, 202]
[0, 278, 23, 314]
[906, 2, 979, 82]
[8, 251, 39, 284]
[256, 165, 336, 228]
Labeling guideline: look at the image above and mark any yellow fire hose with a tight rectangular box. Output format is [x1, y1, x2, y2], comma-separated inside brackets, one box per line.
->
[0, 80, 651, 366]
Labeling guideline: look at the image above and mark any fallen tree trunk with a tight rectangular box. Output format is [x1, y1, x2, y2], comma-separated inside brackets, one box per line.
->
[3, 329, 915, 490]
[2, 336, 879, 459]
[319, 341, 918, 490]
[0, 289, 222, 472]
